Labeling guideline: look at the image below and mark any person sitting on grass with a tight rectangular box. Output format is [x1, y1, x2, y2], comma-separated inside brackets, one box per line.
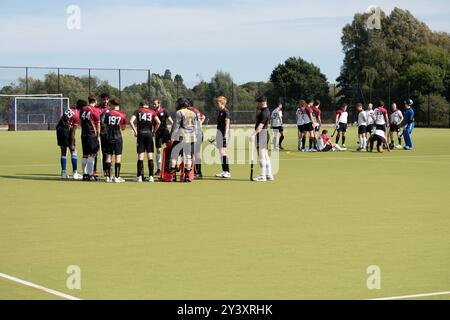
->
[317, 130, 346, 152]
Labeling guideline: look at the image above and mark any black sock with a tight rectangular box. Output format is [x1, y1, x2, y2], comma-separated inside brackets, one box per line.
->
[137, 160, 144, 178]
[398, 137, 402, 145]
[102, 153, 107, 172]
[336, 136, 340, 144]
[197, 164, 202, 174]
[342, 136, 346, 145]
[115, 163, 121, 178]
[301, 137, 306, 149]
[148, 160, 154, 177]
[105, 162, 111, 178]
[222, 156, 229, 172]
[309, 137, 313, 149]
[279, 134, 284, 147]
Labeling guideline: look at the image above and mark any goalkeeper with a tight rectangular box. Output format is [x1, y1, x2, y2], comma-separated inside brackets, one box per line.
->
[168, 98, 198, 183]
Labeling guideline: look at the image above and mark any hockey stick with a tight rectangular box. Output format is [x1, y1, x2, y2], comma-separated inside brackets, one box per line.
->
[250, 137, 255, 181]
[331, 126, 338, 138]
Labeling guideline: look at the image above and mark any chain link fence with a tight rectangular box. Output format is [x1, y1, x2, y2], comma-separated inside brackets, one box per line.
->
[1, 66, 449, 128]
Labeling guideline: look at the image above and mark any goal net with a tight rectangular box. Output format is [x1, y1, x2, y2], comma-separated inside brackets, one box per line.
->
[4, 95, 70, 131]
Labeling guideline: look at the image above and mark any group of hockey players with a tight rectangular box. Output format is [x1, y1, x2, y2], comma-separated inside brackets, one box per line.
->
[56, 92, 415, 183]
[285, 98, 415, 153]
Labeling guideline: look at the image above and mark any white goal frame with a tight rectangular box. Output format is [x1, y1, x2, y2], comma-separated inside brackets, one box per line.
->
[1, 94, 69, 131]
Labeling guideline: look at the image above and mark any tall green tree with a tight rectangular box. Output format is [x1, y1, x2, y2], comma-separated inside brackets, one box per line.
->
[269, 57, 330, 110]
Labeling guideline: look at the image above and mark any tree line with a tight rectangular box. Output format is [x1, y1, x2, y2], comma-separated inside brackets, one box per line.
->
[1, 7, 449, 124]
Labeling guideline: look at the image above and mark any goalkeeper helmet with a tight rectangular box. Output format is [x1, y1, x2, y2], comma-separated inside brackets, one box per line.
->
[404, 99, 414, 106]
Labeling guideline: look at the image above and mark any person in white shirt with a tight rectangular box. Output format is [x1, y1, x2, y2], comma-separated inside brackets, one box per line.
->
[365, 103, 375, 139]
[271, 103, 284, 150]
[389, 103, 404, 149]
[296, 101, 306, 151]
[335, 103, 349, 147]
[356, 103, 368, 151]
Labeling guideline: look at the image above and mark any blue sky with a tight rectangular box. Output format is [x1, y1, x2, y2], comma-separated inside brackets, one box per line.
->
[0, 0, 449, 87]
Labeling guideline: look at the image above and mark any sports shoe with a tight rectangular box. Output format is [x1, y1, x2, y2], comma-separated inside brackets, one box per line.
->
[253, 175, 267, 182]
[114, 177, 125, 183]
[222, 172, 231, 179]
[184, 176, 192, 183]
[395, 145, 403, 149]
[135, 176, 143, 183]
[105, 177, 112, 183]
[266, 175, 274, 181]
[148, 176, 154, 183]
[73, 172, 82, 180]
[88, 175, 97, 182]
[61, 172, 69, 180]
[279, 146, 284, 150]
[404, 146, 414, 151]
[194, 173, 203, 179]
[154, 169, 161, 176]
[342, 144, 347, 148]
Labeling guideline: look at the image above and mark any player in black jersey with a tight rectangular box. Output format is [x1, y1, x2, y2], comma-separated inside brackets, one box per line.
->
[153, 98, 173, 176]
[103, 98, 127, 183]
[250, 97, 273, 182]
[215, 96, 231, 179]
[130, 100, 161, 182]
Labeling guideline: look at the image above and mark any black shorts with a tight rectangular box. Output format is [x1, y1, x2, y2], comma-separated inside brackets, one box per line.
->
[297, 125, 305, 133]
[137, 132, 154, 154]
[358, 125, 367, 135]
[303, 122, 314, 132]
[322, 144, 333, 152]
[100, 134, 108, 154]
[155, 129, 170, 149]
[338, 123, 348, 132]
[105, 138, 123, 155]
[82, 134, 100, 155]
[390, 124, 400, 132]
[272, 126, 284, 133]
[56, 127, 71, 148]
[376, 124, 386, 132]
[366, 124, 374, 133]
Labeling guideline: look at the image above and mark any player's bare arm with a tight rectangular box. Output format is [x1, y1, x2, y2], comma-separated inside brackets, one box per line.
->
[153, 117, 161, 134]
[130, 115, 138, 137]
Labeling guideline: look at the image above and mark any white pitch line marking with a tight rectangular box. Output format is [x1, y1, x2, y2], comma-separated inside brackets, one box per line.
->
[0, 272, 82, 300]
[370, 291, 450, 300]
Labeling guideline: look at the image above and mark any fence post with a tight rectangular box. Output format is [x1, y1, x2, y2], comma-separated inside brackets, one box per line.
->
[57, 68, 60, 94]
[25, 67, 29, 94]
[231, 81, 234, 110]
[118, 69, 122, 99]
[427, 94, 431, 128]
[88, 68, 91, 95]
[147, 69, 151, 100]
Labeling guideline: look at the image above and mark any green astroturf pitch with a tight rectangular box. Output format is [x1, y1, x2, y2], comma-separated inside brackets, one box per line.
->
[0, 127, 449, 300]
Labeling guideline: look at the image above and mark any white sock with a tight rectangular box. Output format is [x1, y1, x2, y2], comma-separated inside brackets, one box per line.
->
[156, 153, 162, 170]
[260, 159, 266, 177]
[266, 158, 272, 177]
[87, 157, 95, 176]
[363, 137, 367, 149]
[82, 157, 88, 174]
